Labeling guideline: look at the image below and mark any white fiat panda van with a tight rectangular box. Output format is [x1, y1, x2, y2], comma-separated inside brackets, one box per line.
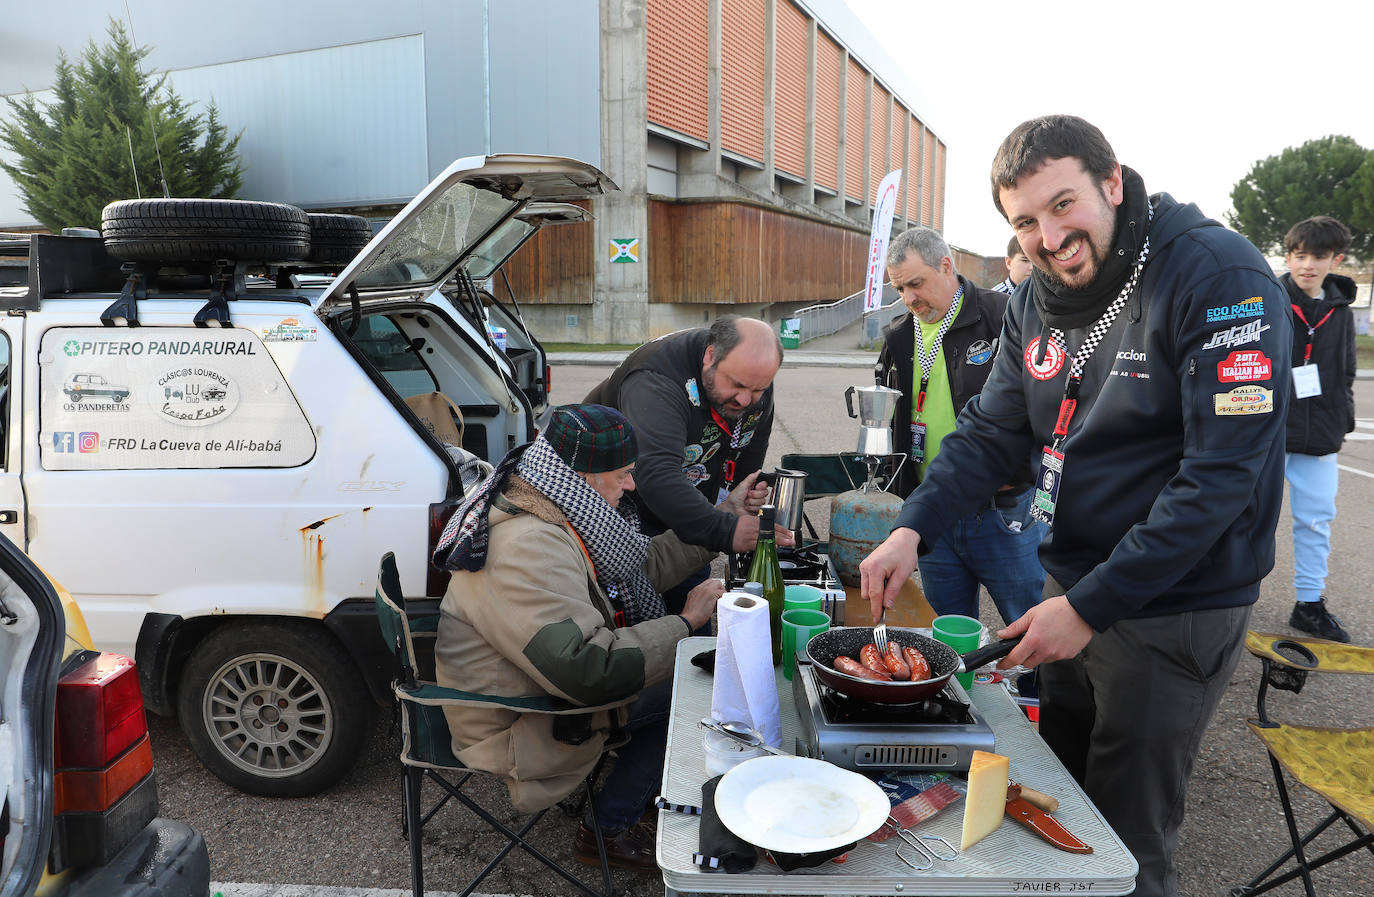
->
[0, 154, 614, 796]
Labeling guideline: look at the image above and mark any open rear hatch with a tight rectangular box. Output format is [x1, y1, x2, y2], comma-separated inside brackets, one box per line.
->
[315, 155, 614, 313]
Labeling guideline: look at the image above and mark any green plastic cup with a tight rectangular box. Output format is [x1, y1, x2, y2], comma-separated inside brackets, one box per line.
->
[783, 584, 825, 615]
[781, 608, 831, 681]
[932, 614, 985, 688]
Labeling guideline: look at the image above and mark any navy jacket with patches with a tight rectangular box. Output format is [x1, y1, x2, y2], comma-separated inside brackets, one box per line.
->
[877, 275, 1028, 498]
[1282, 271, 1357, 456]
[893, 193, 1291, 630]
[584, 328, 773, 551]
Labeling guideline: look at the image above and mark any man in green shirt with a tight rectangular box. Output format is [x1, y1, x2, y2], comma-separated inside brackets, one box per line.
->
[876, 226, 1045, 628]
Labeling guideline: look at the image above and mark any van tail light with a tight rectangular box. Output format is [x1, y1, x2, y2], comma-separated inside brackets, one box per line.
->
[544, 363, 552, 394]
[50, 652, 157, 872]
[428, 499, 462, 597]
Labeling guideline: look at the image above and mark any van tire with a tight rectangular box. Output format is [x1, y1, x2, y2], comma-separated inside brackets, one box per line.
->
[306, 213, 371, 264]
[176, 622, 370, 796]
[101, 198, 311, 263]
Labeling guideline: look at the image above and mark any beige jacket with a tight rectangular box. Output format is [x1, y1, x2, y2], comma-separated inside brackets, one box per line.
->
[435, 476, 714, 812]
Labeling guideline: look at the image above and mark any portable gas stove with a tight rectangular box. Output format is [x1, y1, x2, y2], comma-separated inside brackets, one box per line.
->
[792, 653, 996, 772]
[726, 541, 846, 623]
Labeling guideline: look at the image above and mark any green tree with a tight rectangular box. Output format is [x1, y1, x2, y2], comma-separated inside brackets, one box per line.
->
[0, 19, 243, 231]
[1228, 135, 1374, 260]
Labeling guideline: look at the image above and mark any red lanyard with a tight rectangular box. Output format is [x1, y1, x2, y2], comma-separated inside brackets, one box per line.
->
[1290, 304, 1334, 364]
[709, 408, 741, 488]
[1052, 374, 1082, 445]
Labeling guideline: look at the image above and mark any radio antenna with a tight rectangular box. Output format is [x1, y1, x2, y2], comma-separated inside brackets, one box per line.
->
[124, 0, 170, 197]
[125, 126, 142, 198]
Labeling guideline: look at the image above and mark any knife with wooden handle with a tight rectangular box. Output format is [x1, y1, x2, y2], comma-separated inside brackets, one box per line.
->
[1005, 786, 1092, 854]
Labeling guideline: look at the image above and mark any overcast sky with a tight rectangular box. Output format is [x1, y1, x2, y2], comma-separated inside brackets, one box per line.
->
[843, 0, 1374, 259]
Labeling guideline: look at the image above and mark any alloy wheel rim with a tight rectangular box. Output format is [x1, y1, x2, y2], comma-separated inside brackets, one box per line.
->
[202, 652, 333, 777]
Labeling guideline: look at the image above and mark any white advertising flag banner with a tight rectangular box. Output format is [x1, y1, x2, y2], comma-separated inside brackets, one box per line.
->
[40, 328, 316, 470]
[863, 169, 903, 314]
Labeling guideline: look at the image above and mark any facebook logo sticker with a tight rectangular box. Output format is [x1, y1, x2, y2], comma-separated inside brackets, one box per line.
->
[53, 432, 75, 453]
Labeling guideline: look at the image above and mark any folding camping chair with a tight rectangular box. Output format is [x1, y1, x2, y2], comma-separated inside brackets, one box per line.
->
[1231, 631, 1374, 896]
[374, 552, 620, 897]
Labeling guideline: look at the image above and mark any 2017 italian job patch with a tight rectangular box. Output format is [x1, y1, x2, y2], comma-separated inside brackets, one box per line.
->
[1214, 385, 1274, 415]
[1217, 350, 1272, 383]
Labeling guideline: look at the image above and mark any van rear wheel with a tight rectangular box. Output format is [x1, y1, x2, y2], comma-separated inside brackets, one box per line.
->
[177, 622, 370, 796]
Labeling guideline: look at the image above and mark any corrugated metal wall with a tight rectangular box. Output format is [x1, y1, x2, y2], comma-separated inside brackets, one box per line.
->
[721, 0, 767, 163]
[906, 116, 923, 222]
[814, 32, 842, 191]
[170, 38, 428, 207]
[0, 0, 601, 226]
[647, 0, 709, 142]
[922, 129, 936, 226]
[934, 140, 947, 231]
[774, 0, 808, 179]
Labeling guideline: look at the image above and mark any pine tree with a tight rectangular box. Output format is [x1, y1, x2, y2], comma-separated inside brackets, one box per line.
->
[0, 19, 244, 231]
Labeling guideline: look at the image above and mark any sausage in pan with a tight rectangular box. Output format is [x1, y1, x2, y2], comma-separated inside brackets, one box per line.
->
[836, 655, 892, 681]
[859, 643, 889, 676]
[903, 645, 931, 681]
[884, 641, 911, 680]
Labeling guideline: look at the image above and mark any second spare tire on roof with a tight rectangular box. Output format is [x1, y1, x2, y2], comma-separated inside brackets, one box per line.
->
[305, 213, 371, 265]
[101, 198, 312, 263]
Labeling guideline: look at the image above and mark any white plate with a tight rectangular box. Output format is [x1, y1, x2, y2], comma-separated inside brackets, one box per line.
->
[714, 756, 890, 853]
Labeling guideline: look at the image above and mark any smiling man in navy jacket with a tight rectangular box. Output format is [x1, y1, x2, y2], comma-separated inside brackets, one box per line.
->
[861, 115, 1290, 897]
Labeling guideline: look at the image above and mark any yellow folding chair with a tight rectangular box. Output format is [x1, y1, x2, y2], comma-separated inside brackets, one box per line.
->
[1232, 631, 1374, 896]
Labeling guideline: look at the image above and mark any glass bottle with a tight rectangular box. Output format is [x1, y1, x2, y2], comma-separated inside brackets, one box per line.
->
[746, 504, 785, 665]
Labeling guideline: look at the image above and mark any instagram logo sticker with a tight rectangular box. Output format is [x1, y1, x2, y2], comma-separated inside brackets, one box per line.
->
[78, 432, 99, 453]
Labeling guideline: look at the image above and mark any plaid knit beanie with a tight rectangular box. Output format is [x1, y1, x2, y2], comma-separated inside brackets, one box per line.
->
[542, 404, 637, 473]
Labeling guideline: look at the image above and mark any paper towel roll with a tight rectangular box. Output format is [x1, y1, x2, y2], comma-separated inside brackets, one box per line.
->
[710, 591, 782, 748]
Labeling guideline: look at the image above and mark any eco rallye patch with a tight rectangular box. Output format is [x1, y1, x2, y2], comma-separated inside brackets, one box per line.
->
[1214, 385, 1274, 415]
[1205, 296, 1265, 323]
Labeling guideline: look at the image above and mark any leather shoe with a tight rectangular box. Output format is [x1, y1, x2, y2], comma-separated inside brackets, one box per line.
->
[574, 820, 656, 872]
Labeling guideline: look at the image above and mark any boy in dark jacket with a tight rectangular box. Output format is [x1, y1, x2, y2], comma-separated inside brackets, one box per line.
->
[1282, 216, 1357, 642]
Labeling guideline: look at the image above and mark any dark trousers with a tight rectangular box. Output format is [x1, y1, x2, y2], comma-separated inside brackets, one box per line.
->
[1038, 594, 1251, 897]
[588, 678, 673, 833]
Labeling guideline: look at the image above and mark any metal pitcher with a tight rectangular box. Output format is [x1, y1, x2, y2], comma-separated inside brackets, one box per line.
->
[845, 385, 903, 456]
[759, 468, 807, 532]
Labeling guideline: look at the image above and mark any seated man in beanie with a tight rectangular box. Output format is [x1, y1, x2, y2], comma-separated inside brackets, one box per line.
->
[432, 404, 725, 871]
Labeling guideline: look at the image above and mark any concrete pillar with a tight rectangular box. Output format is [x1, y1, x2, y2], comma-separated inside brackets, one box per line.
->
[678, 0, 723, 194]
[594, 0, 651, 343]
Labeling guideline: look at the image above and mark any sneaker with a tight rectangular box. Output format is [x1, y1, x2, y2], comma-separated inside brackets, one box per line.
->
[1289, 598, 1351, 643]
[573, 820, 657, 871]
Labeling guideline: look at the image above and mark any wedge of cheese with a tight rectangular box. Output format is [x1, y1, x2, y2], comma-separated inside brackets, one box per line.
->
[960, 750, 1010, 850]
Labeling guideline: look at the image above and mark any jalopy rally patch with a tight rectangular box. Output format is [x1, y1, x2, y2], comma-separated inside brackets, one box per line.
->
[1214, 384, 1274, 415]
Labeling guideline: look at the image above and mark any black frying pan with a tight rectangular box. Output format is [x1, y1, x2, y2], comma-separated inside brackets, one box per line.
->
[804, 626, 1021, 704]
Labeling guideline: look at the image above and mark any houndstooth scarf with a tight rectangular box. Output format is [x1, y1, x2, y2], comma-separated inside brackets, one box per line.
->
[433, 436, 665, 626]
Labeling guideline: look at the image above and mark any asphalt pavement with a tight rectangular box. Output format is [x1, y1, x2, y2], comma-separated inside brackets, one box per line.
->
[158, 354, 1374, 897]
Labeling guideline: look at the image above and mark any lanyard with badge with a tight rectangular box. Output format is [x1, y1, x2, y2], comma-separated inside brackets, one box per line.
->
[1031, 220, 1153, 529]
[710, 407, 748, 505]
[1289, 304, 1332, 399]
[910, 286, 963, 462]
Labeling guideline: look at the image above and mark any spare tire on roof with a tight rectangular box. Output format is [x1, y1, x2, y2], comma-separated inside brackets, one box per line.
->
[101, 198, 311, 263]
[305, 213, 372, 264]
